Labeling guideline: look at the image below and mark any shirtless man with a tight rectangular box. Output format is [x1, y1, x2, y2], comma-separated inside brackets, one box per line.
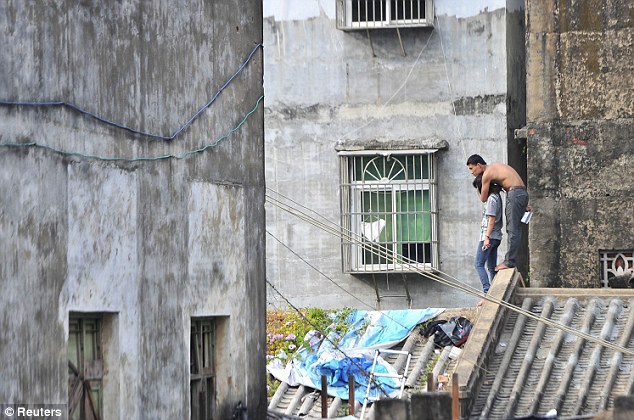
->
[467, 154, 529, 271]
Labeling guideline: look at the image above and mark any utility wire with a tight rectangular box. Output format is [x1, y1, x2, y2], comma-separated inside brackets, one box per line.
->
[266, 196, 508, 384]
[266, 278, 394, 399]
[266, 228, 446, 334]
[265, 189, 634, 357]
[335, 27, 435, 143]
[435, 15, 467, 162]
[0, 95, 263, 161]
[0, 43, 263, 141]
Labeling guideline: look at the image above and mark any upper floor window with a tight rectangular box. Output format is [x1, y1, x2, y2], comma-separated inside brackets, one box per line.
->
[339, 151, 438, 273]
[337, 0, 435, 31]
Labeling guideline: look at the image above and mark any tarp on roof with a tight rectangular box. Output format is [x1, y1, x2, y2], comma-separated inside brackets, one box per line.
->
[267, 308, 444, 402]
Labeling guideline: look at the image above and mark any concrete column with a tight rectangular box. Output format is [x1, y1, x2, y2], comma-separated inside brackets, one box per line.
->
[374, 399, 410, 420]
[410, 393, 452, 420]
[614, 396, 634, 420]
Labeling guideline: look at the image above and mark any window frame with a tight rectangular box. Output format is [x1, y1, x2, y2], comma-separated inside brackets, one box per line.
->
[336, 0, 435, 31]
[68, 313, 103, 420]
[190, 318, 216, 420]
[339, 150, 439, 274]
[600, 250, 634, 288]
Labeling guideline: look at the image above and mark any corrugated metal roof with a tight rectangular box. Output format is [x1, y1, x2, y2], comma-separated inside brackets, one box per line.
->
[268, 309, 475, 418]
[268, 269, 634, 419]
[457, 269, 634, 419]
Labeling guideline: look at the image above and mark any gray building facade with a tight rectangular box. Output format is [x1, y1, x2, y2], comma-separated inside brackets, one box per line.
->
[525, 0, 634, 288]
[264, 0, 526, 309]
[0, 1, 266, 419]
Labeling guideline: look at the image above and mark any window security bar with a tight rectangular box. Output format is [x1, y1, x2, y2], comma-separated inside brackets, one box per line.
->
[340, 152, 439, 274]
[337, 0, 434, 31]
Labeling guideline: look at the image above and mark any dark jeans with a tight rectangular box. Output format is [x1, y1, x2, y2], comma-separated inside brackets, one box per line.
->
[505, 188, 529, 267]
[475, 238, 501, 293]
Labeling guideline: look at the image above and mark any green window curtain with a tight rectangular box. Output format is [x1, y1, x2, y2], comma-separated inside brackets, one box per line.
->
[397, 190, 431, 243]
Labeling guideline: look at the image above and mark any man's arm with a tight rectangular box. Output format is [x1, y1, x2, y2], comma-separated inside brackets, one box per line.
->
[479, 171, 491, 202]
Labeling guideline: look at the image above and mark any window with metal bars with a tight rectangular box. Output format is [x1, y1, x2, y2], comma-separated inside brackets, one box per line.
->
[340, 152, 438, 273]
[68, 314, 103, 420]
[600, 250, 634, 288]
[191, 318, 216, 420]
[337, 0, 434, 30]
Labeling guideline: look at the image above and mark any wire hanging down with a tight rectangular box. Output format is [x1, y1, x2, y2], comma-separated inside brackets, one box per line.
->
[0, 95, 263, 162]
[0, 43, 263, 141]
[265, 189, 634, 357]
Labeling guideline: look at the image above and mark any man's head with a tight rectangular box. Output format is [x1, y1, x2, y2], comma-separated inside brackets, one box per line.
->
[466, 154, 486, 176]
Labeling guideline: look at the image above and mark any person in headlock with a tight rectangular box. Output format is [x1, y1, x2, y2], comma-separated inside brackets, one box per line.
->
[466, 154, 529, 271]
[472, 174, 503, 305]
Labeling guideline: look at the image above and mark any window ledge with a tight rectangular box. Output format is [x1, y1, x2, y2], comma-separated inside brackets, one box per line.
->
[335, 138, 449, 153]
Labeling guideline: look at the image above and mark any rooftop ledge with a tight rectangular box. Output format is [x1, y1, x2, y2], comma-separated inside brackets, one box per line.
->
[335, 138, 449, 153]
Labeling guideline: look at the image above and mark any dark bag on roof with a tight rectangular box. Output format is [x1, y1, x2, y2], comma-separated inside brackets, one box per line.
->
[422, 316, 473, 347]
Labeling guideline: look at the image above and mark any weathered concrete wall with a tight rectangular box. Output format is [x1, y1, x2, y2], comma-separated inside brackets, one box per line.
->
[526, 0, 634, 287]
[0, 1, 265, 418]
[264, 0, 525, 309]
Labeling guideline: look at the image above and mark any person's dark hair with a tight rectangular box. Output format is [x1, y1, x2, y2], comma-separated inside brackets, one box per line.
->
[474, 176, 502, 196]
[490, 182, 502, 194]
[472, 174, 482, 193]
[466, 154, 486, 166]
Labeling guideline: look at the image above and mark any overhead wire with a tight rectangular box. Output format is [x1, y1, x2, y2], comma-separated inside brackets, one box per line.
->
[334, 24, 436, 143]
[266, 278, 394, 399]
[0, 43, 263, 141]
[266, 193, 503, 391]
[265, 188, 634, 358]
[435, 14, 467, 162]
[0, 95, 264, 162]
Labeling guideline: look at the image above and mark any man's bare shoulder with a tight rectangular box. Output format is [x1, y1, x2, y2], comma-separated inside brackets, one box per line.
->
[486, 162, 524, 188]
[483, 163, 504, 178]
[488, 162, 509, 171]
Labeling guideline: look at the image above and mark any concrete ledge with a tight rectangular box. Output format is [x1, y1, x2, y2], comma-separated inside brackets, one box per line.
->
[452, 268, 523, 417]
[335, 138, 449, 152]
[516, 287, 634, 299]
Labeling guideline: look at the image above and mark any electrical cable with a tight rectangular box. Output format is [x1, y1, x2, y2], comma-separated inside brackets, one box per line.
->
[0, 95, 263, 161]
[335, 26, 436, 144]
[0, 44, 263, 141]
[266, 228, 447, 335]
[266, 278, 394, 399]
[265, 189, 634, 357]
[435, 15, 467, 162]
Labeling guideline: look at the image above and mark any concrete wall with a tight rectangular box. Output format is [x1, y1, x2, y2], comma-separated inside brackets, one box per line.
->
[264, 0, 526, 309]
[0, 1, 266, 419]
[526, 0, 634, 287]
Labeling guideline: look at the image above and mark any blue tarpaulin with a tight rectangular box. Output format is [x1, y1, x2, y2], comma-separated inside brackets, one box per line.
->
[267, 308, 444, 402]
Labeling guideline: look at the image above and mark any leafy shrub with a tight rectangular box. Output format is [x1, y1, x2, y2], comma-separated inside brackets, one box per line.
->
[266, 307, 353, 397]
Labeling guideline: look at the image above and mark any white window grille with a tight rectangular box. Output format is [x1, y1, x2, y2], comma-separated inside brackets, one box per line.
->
[600, 250, 634, 288]
[340, 151, 438, 273]
[337, 0, 434, 31]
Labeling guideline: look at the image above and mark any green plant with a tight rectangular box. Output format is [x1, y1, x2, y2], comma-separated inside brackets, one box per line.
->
[265, 307, 356, 400]
[412, 351, 441, 393]
[266, 307, 354, 360]
[267, 374, 281, 398]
